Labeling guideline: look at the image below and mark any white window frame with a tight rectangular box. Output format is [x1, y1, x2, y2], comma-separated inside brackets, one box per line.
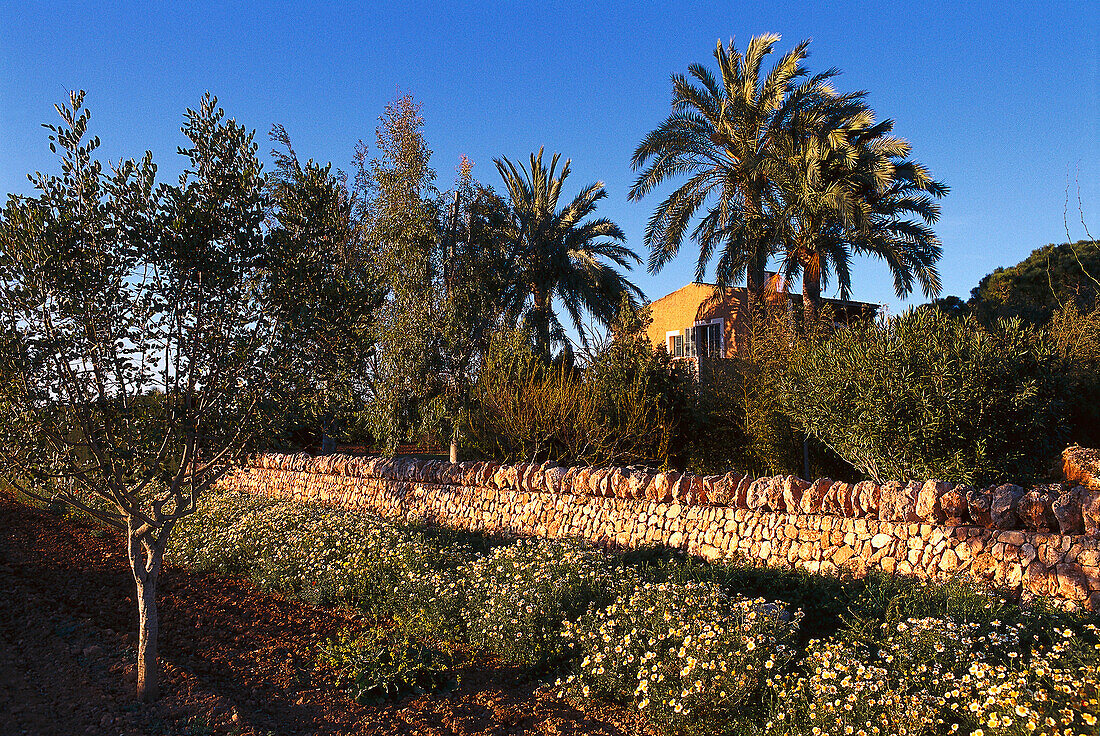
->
[665, 329, 681, 356]
[692, 317, 724, 357]
[667, 319, 724, 358]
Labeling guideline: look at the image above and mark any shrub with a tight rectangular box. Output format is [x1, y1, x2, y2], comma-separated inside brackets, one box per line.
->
[1047, 304, 1100, 448]
[458, 539, 619, 668]
[169, 489, 472, 612]
[769, 617, 1100, 736]
[783, 308, 1069, 485]
[464, 324, 692, 467]
[318, 626, 458, 704]
[561, 581, 801, 735]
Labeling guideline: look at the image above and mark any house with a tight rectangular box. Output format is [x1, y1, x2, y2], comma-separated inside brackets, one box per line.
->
[646, 282, 880, 359]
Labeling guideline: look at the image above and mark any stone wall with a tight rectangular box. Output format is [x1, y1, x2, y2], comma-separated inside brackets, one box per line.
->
[218, 452, 1100, 610]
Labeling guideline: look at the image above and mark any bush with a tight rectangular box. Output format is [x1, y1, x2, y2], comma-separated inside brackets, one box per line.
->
[169, 489, 472, 612]
[457, 539, 619, 668]
[783, 308, 1069, 485]
[464, 320, 694, 467]
[561, 581, 801, 735]
[318, 626, 458, 704]
[769, 616, 1100, 736]
[1047, 304, 1100, 448]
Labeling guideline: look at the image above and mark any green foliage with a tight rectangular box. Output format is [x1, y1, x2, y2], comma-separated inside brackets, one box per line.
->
[464, 303, 695, 466]
[494, 149, 642, 363]
[354, 98, 513, 457]
[262, 124, 382, 450]
[629, 34, 830, 301]
[0, 89, 279, 539]
[561, 582, 801, 736]
[1046, 305, 1100, 448]
[355, 94, 443, 453]
[318, 626, 457, 704]
[970, 240, 1100, 324]
[172, 488, 1099, 736]
[783, 308, 1069, 485]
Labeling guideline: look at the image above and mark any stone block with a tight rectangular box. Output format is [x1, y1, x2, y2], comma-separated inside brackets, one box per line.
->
[746, 477, 772, 511]
[782, 476, 810, 513]
[1017, 489, 1057, 532]
[799, 478, 831, 514]
[654, 472, 678, 503]
[915, 480, 951, 523]
[967, 486, 994, 528]
[991, 484, 1026, 529]
[1052, 485, 1087, 535]
[1056, 563, 1089, 601]
[1063, 446, 1100, 491]
[879, 481, 906, 522]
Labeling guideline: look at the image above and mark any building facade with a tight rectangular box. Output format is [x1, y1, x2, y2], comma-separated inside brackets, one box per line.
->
[646, 282, 880, 359]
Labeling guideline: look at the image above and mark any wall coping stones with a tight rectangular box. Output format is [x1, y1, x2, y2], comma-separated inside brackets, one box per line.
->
[246, 451, 1100, 537]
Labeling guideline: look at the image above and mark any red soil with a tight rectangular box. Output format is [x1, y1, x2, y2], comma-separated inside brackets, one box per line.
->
[0, 496, 651, 736]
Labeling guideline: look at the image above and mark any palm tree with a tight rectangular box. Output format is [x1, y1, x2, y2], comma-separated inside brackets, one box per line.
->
[772, 108, 947, 324]
[628, 34, 837, 312]
[494, 148, 642, 362]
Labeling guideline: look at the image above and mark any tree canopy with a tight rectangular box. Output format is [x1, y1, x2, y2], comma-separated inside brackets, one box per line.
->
[969, 239, 1100, 323]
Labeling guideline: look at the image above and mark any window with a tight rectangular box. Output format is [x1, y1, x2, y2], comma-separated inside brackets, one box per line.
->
[696, 322, 721, 357]
[668, 320, 723, 358]
[670, 334, 684, 356]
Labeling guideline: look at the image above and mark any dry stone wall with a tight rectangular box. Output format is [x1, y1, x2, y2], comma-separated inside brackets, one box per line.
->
[218, 451, 1100, 610]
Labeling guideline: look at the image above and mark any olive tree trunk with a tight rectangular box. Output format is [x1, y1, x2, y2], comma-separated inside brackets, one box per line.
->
[126, 520, 168, 702]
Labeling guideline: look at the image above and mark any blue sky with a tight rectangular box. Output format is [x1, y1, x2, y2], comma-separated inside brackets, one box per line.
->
[2, 1, 1097, 312]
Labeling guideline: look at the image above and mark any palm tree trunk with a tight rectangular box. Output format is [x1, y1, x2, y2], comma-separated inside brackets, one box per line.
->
[802, 253, 822, 329]
[532, 286, 552, 363]
[746, 250, 767, 317]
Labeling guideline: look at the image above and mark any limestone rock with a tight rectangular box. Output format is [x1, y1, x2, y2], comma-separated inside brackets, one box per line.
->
[710, 474, 739, 505]
[855, 481, 881, 518]
[766, 476, 789, 513]
[1084, 488, 1100, 536]
[916, 481, 951, 524]
[870, 533, 893, 549]
[878, 481, 906, 522]
[1053, 486, 1087, 536]
[821, 481, 847, 516]
[1025, 562, 1053, 597]
[627, 472, 652, 500]
[654, 472, 678, 503]
[1056, 563, 1089, 601]
[1017, 489, 1058, 531]
[967, 486, 994, 528]
[799, 478, 831, 515]
[1063, 446, 1100, 491]
[941, 484, 971, 525]
[544, 466, 567, 495]
[782, 476, 810, 513]
[573, 467, 592, 495]
[733, 476, 753, 508]
[746, 477, 772, 511]
[990, 484, 1026, 529]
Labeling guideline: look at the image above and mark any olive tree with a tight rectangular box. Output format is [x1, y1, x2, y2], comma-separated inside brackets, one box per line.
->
[0, 92, 278, 700]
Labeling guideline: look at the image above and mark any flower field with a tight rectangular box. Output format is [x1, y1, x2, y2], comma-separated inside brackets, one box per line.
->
[170, 490, 1100, 736]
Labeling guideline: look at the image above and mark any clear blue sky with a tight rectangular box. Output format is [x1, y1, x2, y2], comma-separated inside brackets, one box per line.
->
[2, 1, 1097, 312]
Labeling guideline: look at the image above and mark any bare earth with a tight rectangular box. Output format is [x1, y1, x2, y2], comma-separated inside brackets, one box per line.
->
[0, 496, 651, 736]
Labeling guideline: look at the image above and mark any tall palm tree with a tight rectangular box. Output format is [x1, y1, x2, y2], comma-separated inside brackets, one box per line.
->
[629, 34, 837, 312]
[494, 148, 642, 362]
[772, 108, 947, 324]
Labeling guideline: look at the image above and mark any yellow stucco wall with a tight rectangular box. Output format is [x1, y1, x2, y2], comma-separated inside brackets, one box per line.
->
[646, 283, 749, 358]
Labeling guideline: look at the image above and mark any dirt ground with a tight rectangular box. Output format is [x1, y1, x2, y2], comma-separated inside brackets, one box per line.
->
[0, 496, 652, 736]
